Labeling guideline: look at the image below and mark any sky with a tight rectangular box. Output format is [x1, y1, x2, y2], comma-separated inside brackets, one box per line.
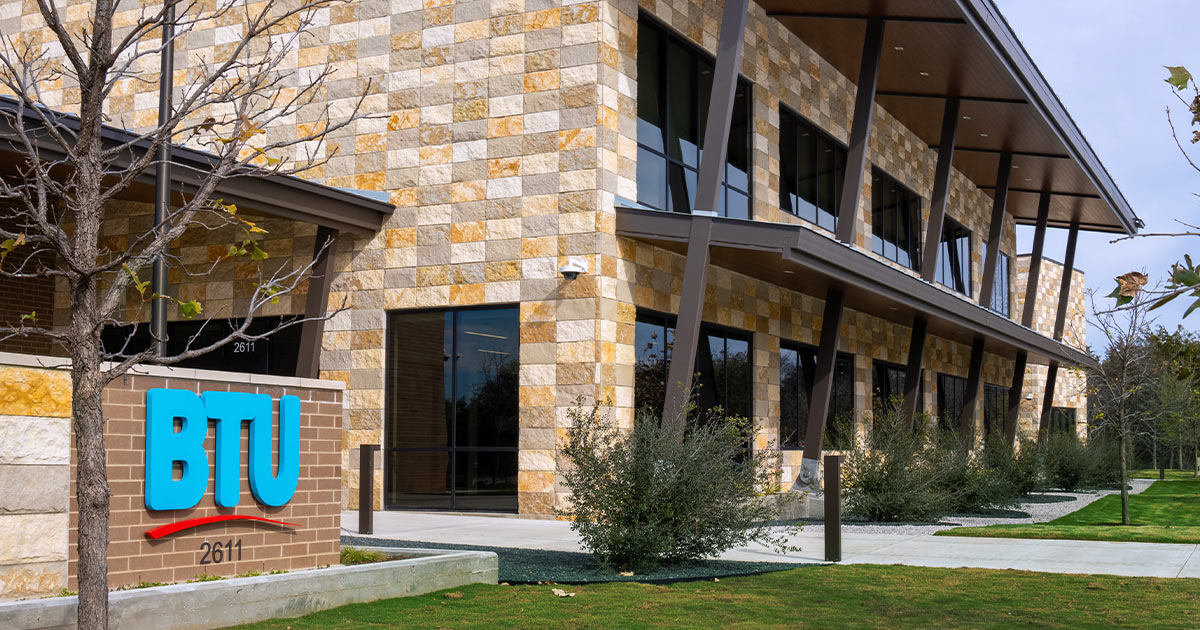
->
[995, 0, 1199, 352]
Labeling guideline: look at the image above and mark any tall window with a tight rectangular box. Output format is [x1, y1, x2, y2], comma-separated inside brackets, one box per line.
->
[937, 217, 971, 295]
[871, 169, 922, 270]
[385, 307, 519, 512]
[873, 359, 924, 418]
[1050, 407, 1077, 437]
[779, 108, 846, 231]
[986, 250, 1012, 316]
[636, 16, 752, 218]
[983, 383, 1010, 441]
[634, 311, 751, 423]
[936, 373, 968, 433]
[780, 342, 854, 450]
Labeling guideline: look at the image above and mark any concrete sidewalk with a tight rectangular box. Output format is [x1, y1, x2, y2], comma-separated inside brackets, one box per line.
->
[342, 511, 1200, 579]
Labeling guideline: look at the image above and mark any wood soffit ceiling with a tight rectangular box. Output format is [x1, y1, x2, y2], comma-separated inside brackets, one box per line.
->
[757, 0, 1139, 234]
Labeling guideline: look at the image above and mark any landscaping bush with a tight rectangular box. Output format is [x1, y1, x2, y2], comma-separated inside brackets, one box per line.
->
[559, 402, 798, 572]
[842, 405, 950, 522]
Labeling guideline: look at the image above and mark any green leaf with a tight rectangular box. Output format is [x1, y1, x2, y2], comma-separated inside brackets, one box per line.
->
[1166, 65, 1192, 90]
[1172, 266, 1200, 287]
[20, 311, 36, 323]
[179, 299, 203, 319]
[1150, 293, 1181, 310]
[250, 245, 268, 261]
[1184, 296, 1200, 319]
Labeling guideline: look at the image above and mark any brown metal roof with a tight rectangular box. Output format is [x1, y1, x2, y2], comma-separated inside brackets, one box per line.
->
[759, 0, 1137, 234]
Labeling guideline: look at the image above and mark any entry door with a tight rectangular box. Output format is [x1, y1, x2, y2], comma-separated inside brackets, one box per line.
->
[384, 307, 519, 512]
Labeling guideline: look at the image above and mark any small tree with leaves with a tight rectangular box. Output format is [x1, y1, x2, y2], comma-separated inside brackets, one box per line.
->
[0, 0, 366, 627]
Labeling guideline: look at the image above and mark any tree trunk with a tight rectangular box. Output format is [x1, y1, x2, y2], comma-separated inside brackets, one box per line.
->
[71, 277, 110, 630]
[1152, 434, 1157, 470]
[1119, 429, 1131, 526]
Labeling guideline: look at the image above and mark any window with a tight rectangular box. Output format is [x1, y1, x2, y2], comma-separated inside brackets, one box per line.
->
[936, 373, 968, 432]
[871, 169, 922, 270]
[983, 383, 1010, 441]
[992, 252, 1011, 316]
[634, 312, 752, 423]
[780, 342, 855, 450]
[385, 307, 519, 512]
[937, 217, 971, 296]
[873, 360, 922, 416]
[1050, 407, 1077, 437]
[636, 16, 752, 218]
[102, 316, 302, 376]
[779, 108, 846, 231]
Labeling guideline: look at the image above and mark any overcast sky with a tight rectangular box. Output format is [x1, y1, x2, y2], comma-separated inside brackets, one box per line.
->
[996, 1, 1199, 352]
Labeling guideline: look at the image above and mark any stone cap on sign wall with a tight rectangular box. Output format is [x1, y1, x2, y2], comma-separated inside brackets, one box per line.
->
[0, 351, 346, 392]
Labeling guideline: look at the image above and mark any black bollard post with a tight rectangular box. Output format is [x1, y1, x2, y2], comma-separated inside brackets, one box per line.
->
[359, 444, 381, 535]
[825, 454, 841, 562]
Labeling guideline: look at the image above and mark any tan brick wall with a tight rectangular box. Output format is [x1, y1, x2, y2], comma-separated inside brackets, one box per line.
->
[67, 372, 343, 589]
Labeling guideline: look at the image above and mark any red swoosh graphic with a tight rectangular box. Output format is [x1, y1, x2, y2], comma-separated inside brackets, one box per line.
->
[144, 515, 299, 540]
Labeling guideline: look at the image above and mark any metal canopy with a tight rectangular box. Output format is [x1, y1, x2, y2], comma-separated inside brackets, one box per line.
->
[759, 0, 1137, 234]
[0, 97, 395, 236]
[616, 206, 1098, 369]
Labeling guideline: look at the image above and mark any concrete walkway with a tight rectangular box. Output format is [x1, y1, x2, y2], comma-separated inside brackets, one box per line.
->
[342, 511, 1200, 579]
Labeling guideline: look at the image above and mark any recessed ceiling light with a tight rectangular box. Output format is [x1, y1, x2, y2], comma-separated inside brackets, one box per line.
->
[894, 46, 905, 51]
[1012, 165, 1020, 169]
[919, 71, 930, 77]
[1024, 177, 1032, 182]
[962, 115, 972, 120]
[980, 133, 989, 137]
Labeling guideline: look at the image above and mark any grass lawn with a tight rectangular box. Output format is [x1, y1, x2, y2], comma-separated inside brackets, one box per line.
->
[225, 564, 1200, 630]
[939, 478, 1200, 544]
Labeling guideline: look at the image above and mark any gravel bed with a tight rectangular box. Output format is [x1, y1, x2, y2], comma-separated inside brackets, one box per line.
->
[801, 479, 1156, 537]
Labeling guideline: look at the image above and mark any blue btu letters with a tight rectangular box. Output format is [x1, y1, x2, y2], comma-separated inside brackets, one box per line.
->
[145, 389, 301, 510]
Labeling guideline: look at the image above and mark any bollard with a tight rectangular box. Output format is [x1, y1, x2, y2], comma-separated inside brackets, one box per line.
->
[824, 454, 842, 562]
[359, 444, 381, 535]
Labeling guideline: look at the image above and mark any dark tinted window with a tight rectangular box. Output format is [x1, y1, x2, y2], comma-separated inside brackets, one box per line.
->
[873, 359, 922, 416]
[936, 373, 968, 432]
[780, 342, 854, 450]
[636, 16, 752, 217]
[385, 307, 519, 512]
[1050, 407, 1077, 437]
[983, 383, 1010, 441]
[779, 108, 845, 231]
[989, 250, 1011, 316]
[871, 169, 922, 270]
[101, 316, 301, 376]
[937, 217, 971, 295]
[634, 311, 751, 423]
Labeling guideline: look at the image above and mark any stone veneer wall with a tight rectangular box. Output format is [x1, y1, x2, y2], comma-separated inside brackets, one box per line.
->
[1, 0, 1077, 515]
[0, 353, 345, 599]
[1015, 255, 1089, 439]
[0, 358, 72, 601]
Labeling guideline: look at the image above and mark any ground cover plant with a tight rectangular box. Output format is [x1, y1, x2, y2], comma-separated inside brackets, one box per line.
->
[939, 478, 1200, 544]
[224, 564, 1200, 630]
[559, 403, 797, 571]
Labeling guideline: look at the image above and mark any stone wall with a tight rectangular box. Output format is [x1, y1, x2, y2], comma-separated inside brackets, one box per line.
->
[0, 358, 71, 601]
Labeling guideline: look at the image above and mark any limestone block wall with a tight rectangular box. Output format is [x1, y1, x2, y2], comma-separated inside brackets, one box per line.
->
[1015, 256, 1089, 439]
[0, 359, 71, 601]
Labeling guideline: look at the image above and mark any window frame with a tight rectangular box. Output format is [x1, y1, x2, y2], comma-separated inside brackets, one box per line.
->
[1050, 406, 1078, 437]
[872, 359, 923, 416]
[936, 372, 969, 433]
[870, 168, 923, 271]
[778, 105, 847, 232]
[635, 13, 753, 218]
[779, 340, 855, 451]
[983, 383, 1011, 441]
[937, 216, 972, 296]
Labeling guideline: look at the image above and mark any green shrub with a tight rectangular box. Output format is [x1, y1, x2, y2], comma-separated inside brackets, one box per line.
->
[340, 546, 387, 566]
[559, 402, 798, 572]
[843, 405, 949, 522]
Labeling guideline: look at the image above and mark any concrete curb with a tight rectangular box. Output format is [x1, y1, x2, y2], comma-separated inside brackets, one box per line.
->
[0, 548, 497, 630]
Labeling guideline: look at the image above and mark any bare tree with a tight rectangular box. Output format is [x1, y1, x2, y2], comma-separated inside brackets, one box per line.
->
[1087, 291, 1157, 525]
[0, 0, 365, 627]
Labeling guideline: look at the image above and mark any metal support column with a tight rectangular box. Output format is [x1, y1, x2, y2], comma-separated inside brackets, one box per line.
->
[151, 0, 177, 356]
[796, 287, 846, 492]
[1004, 351, 1027, 447]
[1037, 218, 1080, 442]
[960, 336, 986, 445]
[296, 226, 339, 379]
[661, 0, 749, 425]
[834, 17, 885, 245]
[1020, 192, 1052, 328]
[900, 317, 928, 429]
[920, 97, 960, 281]
[978, 152, 1012, 308]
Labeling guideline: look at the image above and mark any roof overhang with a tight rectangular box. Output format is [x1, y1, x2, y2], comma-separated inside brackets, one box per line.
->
[758, 0, 1137, 234]
[617, 206, 1098, 369]
[0, 97, 394, 236]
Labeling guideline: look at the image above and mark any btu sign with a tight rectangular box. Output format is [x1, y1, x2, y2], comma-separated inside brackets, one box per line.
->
[145, 389, 300, 511]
